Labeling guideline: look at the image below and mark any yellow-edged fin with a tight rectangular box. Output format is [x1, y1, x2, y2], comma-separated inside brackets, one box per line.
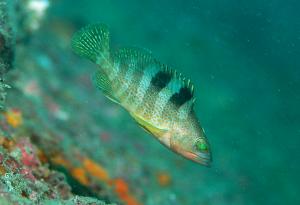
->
[130, 112, 167, 137]
[92, 69, 120, 104]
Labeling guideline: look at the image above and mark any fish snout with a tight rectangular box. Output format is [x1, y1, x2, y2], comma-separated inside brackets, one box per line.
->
[194, 151, 212, 166]
[176, 148, 212, 166]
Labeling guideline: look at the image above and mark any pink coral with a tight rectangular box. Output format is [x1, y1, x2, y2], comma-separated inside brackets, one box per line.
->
[16, 138, 40, 167]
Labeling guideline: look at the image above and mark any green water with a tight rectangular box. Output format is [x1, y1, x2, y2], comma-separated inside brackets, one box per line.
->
[47, 1, 299, 204]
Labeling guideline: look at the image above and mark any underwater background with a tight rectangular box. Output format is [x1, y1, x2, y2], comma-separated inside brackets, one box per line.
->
[0, 0, 299, 204]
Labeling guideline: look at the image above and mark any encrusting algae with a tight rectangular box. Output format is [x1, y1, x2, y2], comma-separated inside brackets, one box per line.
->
[71, 23, 212, 166]
[4, 108, 23, 128]
[83, 157, 110, 182]
[51, 153, 142, 205]
[71, 167, 90, 186]
[156, 171, 172, 187]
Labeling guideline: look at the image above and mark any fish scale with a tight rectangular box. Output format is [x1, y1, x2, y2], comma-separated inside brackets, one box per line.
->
[131, 65, 160, 110]
[114, 49, 156, 106]
[71, 23, 212, 166]
[135, 85, 159, 121]
[160, 96, 180, 125]
[122, 70, 143, 105]
[116, 64, 135, 98]
[112, 59, 131, 98]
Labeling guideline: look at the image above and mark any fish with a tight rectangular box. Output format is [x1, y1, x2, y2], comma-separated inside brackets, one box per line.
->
[71, 23, 212, 166]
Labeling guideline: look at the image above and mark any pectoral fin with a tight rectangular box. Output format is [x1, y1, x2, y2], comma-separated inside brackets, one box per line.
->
[92, 69, 120, 104]
[130, 112, 167, 137]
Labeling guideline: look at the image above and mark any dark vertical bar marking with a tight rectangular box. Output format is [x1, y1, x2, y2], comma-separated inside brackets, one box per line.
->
[150, 71, 172, 90]
[169, 87, 193, 107]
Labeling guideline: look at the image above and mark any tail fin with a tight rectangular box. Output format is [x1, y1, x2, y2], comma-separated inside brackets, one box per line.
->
[71, 23, 110, 64]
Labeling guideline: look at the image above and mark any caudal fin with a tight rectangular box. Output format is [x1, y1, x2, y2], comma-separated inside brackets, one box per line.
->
[71, 23, 110, 64]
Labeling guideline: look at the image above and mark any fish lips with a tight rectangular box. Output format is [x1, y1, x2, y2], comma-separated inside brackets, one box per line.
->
[194, 151, 212, 166]
[180, 149, 212, 166]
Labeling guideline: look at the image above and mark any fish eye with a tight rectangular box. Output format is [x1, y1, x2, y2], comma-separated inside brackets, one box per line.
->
[195, 140, 208, 152]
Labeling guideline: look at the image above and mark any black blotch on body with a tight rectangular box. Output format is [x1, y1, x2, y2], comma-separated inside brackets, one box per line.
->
[169, 87, 193, 107]
[150, 71, 172, 90]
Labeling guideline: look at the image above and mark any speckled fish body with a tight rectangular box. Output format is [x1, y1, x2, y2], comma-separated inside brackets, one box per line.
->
[71, 24, 212, 166]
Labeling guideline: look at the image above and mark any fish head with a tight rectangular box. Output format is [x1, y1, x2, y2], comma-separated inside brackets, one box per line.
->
[170, 127, 212, 166]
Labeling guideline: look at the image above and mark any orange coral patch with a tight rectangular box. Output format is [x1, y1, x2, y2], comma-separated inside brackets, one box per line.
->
[51, 154, 142, 205]
[114, 178, 129, 196]
[156, 171, 172, 187]
[51, 154, 71, 169]
[71, 167, 89, 186]
[4, 109, 23, 128]
[113, 178, 141, 205]
[83, 158, 109, 182]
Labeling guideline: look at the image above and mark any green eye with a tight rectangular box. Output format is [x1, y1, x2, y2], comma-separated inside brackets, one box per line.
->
[196, 141, 208, 151]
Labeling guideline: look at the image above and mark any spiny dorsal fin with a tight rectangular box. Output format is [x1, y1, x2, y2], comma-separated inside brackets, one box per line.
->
[155, 63, 195, 107]
[161, 65, 195, 96]
[71, 23, 110, 64]
[92, 69, 120, 104]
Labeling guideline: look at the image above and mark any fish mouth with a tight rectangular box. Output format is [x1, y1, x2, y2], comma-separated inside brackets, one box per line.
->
[181, 150, 212, 166]
[171, 144, 212, 166]
[194, 151, 212, 166]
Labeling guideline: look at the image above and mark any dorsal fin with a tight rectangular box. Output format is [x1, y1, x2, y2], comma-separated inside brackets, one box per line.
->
[155, 63, 195, 108]
[160, 64, 195, 96]
[113, 47, 155, 71]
